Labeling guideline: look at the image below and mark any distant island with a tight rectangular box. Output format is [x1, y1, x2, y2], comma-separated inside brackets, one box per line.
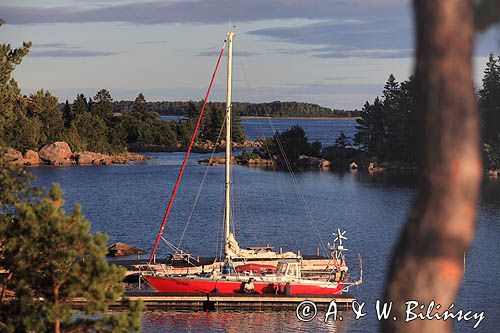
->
[2, 29, 498, 177]
[112, 100, 360, 118]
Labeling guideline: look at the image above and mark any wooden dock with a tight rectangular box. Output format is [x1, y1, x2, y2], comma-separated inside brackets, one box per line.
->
[101, 292, 356, 311]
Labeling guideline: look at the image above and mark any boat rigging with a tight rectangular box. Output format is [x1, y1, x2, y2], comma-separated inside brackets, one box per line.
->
[141, 31, 362, 295]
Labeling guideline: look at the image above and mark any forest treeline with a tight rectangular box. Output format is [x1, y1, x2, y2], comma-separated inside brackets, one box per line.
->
[349, 53, 500, 170]
[2, 87, 247, 154]
[0, 33, 248, 154]
[2, 26, 498, 171]
[112, 100, 360, 118]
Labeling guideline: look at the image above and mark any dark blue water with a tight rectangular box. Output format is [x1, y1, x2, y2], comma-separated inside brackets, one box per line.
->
[29, 119, 500, 332]
[161, 115, 358, 147]
[241, 118, 357, 147]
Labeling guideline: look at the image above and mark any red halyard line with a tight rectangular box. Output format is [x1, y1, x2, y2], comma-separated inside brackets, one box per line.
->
[148, 40, 227, 265]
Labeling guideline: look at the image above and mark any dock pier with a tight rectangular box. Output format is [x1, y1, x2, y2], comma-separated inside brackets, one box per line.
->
[95, 292, 356, 311]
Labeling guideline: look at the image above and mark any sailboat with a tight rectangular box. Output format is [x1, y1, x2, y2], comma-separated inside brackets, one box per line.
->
[142, 32, 362, 295]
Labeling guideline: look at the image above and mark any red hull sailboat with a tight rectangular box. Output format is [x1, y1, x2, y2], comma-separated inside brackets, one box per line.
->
[145, 259, 344, 295]
[144, 259, 347, 295]
[144, 277, 344, 295]
[142, 31, 361, 296]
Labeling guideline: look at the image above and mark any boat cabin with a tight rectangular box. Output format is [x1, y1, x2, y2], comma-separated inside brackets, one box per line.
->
[276, 260, 301, 279]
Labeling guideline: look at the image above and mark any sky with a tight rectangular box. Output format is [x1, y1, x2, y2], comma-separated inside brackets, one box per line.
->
[1, 0, 499, 109]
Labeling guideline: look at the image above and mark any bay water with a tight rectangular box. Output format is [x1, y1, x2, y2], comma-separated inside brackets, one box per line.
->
[30, 118, 500, 332]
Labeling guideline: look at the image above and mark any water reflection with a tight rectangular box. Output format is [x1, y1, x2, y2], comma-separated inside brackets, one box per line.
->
[28, 117, 500, 332]
[142, 310, 353, 333]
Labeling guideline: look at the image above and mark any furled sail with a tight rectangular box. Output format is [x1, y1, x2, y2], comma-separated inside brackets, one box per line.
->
[226, 233, 297, 259]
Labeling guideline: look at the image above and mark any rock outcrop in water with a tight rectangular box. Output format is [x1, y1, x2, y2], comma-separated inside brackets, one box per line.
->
[4, 148, 41, 166]
[4, 148, 23, 163]
[202, 153, 332, 169]
[229, 145, 379, 171]
[3, 141, 149, 166]
[39, 142, 73, 165]
[129, 140, 262, 154]
[488, 169, 500, 178]
[74, 151, 112, 165]
[320, 145, 393, 171]
[23, 149, 40, 165]
[107, 243, 145, 257]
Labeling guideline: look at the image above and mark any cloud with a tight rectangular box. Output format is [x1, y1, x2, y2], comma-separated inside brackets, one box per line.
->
[276, 82, 381, 96]
[268, 48, 310, 56]
[2, 0, 495, 61]
[249, 18, 497, 58]
[1, 0, 409, 25]
[323, 75, 369, 81]
[30, 49, 118, 57]
[30, 42, 118, 57]
[248, 19, 414, 59]
[0, 0, 418, 60]
[35, 42, 70, 48]
[314, 48, 413, 59]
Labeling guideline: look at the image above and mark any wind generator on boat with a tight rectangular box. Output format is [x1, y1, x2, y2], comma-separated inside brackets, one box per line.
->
[141, 31, 362, 294]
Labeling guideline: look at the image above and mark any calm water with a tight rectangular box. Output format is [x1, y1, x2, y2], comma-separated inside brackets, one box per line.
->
[161, 115, 358, 147]
[241, 117, 357, 146]
[30, 119, 500, 332]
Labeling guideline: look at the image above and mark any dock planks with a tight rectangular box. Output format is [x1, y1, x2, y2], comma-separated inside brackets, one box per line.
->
[96, 292, 356, 311]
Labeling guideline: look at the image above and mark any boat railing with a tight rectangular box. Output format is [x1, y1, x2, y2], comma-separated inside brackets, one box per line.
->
[160, 236, 201, 266]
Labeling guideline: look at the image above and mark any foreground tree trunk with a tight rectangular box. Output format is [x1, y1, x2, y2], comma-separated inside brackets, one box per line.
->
[383, 1, 482, 332]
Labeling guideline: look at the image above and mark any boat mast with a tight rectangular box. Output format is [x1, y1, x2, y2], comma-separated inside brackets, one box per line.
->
[224, 31, 235, 259]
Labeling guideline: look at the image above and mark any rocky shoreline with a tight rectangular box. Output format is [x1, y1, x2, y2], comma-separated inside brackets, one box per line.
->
[488, 169, 500, 178]
[4, 141, 149, 166]
[6, 140, 498, 178]
[199, 145, 381, 171]
[129, 140, 262, 154]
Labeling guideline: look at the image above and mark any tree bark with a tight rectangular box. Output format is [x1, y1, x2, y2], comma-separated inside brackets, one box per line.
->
[382, 1, 482, 332]
[54, 284, 60, 333]
[0, 273, 12, 303]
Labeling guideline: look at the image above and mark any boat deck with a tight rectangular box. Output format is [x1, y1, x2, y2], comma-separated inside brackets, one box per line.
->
[110, 255, 328, 268]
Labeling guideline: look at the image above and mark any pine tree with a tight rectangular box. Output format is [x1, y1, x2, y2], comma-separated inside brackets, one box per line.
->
[0, 22, 31, 88]
[28, 89, 64, 144]
[62, 100, 72, 128]
[0, 159, 142, 332]
[73, 111, 110, 152]
[205, 102, 224, 142]
[382, 74, 400, 101]
[479, 53, 500, 109]
[185, 100, 199, 119]
[354, 98, 386, 158]
[334, 131, 350, 148]
[369, 98, 386, 158]
[274, 125, 314, 161]
[383, 74, 406, 162]
[231, 104, 246, 143]
[71, 94, 88, 118]
[92, 89, 114, 122]
[354, 75, 417, 165]
[133, 93, 147, 114]
[354, 101, 372, 149]
[479, 53, 500, 169]
[176, 120, 193, 147]
[64, 123, 87, 152]
[0, 21, 31, 146]
[398, 76, 417, 163]
[479, 53, 500, 144]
